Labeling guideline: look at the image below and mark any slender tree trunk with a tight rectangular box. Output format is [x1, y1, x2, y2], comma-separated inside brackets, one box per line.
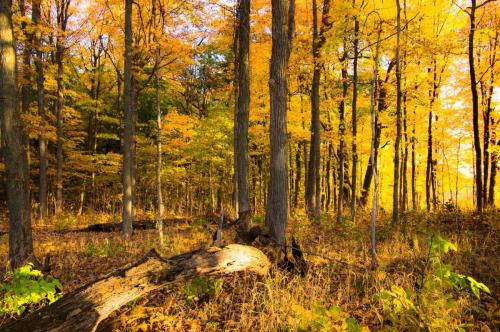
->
[468, 0, 483, 212]
[32, 0, 47, 221]
[266, 0, 294, 246]
[0, 0, 36, 268]
[232, 2, 239, 215]
[485, 32, 497, 206]
[306, 0, 321, 221]
[337, 51, 348, 224]
[293, 142, 301, 209]
[55, 0, 69, 214]
[351, 10, 359, 223]
[489, 141, 498, 205]
[425, 94, 433, 211]
[392, 0, 402, 227]
[370, 27, 382, 270]
[153, 0, 163, 246]
[122, 0, 134, 236]
[236, 0, 252, 230]
[411, 106, 417, 210]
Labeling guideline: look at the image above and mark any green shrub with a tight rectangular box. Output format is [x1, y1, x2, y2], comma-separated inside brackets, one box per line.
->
[375, 234, 490, 331]
[183, 276, 223, 305]
[0, 263, 63, 316]
[288, 303, 363, 331]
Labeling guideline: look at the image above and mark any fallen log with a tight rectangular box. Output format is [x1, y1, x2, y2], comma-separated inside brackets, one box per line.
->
[1, 244, 270, 332]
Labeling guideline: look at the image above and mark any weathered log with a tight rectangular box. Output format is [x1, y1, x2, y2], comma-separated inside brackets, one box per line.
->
[1, 244, 270, 332]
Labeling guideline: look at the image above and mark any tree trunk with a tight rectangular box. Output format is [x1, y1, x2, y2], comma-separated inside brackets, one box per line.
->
[0, 0, 35, 269]
[337, 49, 348, 224]
[153, 0, 164, 246]
[55, 0, 69, 214]
[392, 0, 402, 227]
[350, 11, 359, 223]
[122, 0, 134, 236]
[489, 141, 498, 205]
[32, 0, 47, 221]
[266, 0, 294, 246]
[468, 0, 483, 212]
[3, 245, 270, 332]
[369, 27, 382, 270]
[411, 104, 417, 209]
[293, 142, 302, 209]
[236, 0, 252, 230]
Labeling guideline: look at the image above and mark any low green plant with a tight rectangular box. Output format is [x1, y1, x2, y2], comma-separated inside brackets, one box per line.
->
[375, 234, 490, 331]
[183, 276, 223, 305]
[0, 263, 63, 316]
[83, 238, 125, 258]
[52, 215, 77, 232]
[288, 303, 364, 332]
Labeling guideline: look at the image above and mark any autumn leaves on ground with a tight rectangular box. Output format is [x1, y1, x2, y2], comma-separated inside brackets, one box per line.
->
[0, 0, 499, 330]
[0, 210, 497, 331]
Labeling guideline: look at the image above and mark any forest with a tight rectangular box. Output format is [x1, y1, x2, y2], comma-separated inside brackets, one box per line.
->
[0, 0, 498, 330]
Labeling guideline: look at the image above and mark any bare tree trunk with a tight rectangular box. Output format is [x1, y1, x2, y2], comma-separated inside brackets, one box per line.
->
[306, 0, 321, 221]
[369, 27, 382, 270]
[55, 0, 69, 214]
[411, 106, 417, 210]
[293, 142, 301, 209]
[489, 141, 498, 205]
[350, 9, 359, 223]
[32, 0, 47, 221]
[392, 0, 402, 227]
[153, 0, 163, 246]
[122, 0, 134, 236]
[266, 0, 294, 246]
[0, 0, 35, 268]
[337, 50, 348, 224]
[468, 0, 483, 212]
[236, 0, 252, 230]
[3, 245, 270, 332]
[484, 32, 497, 206]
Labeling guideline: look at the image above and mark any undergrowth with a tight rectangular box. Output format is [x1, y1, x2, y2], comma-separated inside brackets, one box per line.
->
[0, 209, 497, 331]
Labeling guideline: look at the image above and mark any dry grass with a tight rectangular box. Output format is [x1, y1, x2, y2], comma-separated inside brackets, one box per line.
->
[0, 209, 498, 331]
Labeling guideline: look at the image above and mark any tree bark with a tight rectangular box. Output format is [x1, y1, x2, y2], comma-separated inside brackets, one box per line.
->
[2, 245, 270, 332]
[236, 0, 252, 230]
[468, 0, 483, 212]
[266, 0, 294, 246]
[350, 10, 359, 223]
[0, 0, 35, 269]
[55, 0, 69, 214]
[337, 48, 348, 224]
[392, 0, 402, 227]
[122, 0, 134, 236]
[153, 0, 164, 246]
[32, 0, 47, 221]
[369, 27, 382, 270]
[305, 0, 331, 222]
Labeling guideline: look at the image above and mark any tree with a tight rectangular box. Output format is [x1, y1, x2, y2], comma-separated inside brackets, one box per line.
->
[235, 0, 252, 230]
[392, 0, 402, 227]
[369, 22, 382, 270]
[55, 0, 71, 214]
[351, 1, 360, 223]
[123, 0, 134, 236]
[305, 0, 332, 222]
[266, 0, 294, 245]
[153, 0, 164, 246]
[0, 0, 35, 268]
[465, 0, 495, 213]
[32, 0, 47, 221]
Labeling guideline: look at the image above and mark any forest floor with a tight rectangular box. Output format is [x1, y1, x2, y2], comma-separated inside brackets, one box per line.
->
[0, 209, 498, 331]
